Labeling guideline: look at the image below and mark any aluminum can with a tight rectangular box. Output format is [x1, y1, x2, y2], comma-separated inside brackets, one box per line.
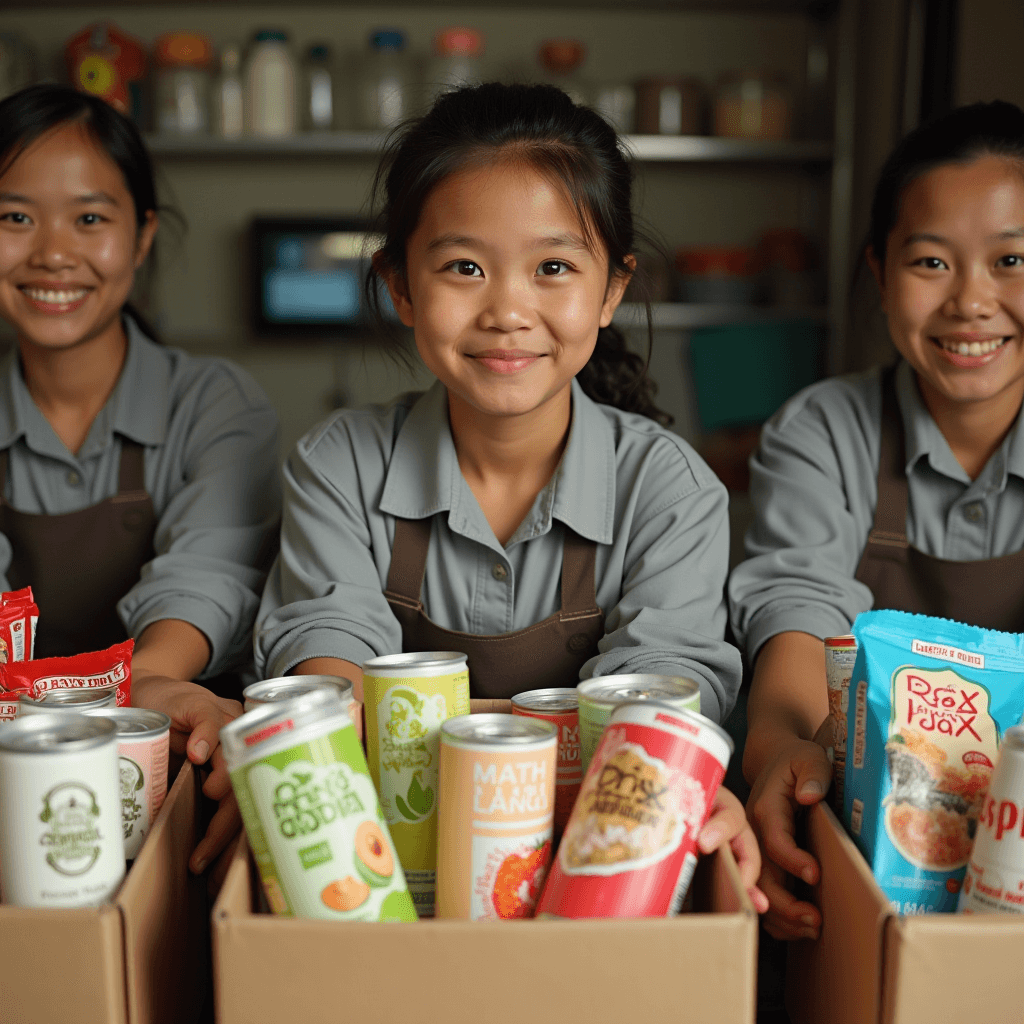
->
[18, 686, 117, 716]
[436, 713, 557, 920]
[824, 634, 857, 812]
[959, 726, 1024, 914]
[82, 709, 171, 860]
[242, 674, 354, 714]
[511, 688, 580, 834]
[0, 712, 125, 907]
[577, 675, 700, 774]
[222, 686, 416, 922]
[361, 651, 470, 917]
[537, 700, 732, 919]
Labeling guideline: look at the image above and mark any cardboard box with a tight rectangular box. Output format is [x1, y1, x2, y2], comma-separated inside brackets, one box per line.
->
[786, 802, 1024, 1024]
[213, 699, 757, 1024]
[0, 759, 208, 1024]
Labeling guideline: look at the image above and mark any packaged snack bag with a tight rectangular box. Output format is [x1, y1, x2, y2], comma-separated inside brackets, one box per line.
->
[0, 587, 39, 663]
[844, 610, 1024, 914]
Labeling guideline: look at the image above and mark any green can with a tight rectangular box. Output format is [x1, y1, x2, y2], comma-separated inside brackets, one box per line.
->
[362, 652, 470, 918]
[577, 674, 701, 774]
[221, 687, 416, 922]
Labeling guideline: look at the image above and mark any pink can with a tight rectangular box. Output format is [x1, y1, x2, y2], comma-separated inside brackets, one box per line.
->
[536, 700, 731, 918]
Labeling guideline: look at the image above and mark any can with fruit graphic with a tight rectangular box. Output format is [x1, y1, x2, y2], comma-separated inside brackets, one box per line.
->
[823, 634, 857, 813]
[242, 674, 353, 714]
[512, 688, 580, 834]
[222, 686, 417, 922]
[362, 652, 470, 917]
[536, 700, 731, 919]
[577, 675, 700, 774]
[436, 713, 557, 920]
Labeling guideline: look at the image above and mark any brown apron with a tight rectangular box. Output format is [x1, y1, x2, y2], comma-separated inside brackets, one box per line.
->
[0, 439, 157, 658]
[384, 517, 605, 698]
[854, 367, 1024, 630]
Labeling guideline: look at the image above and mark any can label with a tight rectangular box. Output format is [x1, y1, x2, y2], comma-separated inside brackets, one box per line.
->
[512, 704, 580, 834]
[231, 719, 417, 922]
[824, 636, 857, 812]
[118, 733, 169, 860]
[363, 669, 469, 916]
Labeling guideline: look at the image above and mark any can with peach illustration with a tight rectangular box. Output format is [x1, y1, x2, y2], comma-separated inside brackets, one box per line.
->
[436, 713, 557, 920]
[221, 686, 417, 922]
[536, 700, 731, 918]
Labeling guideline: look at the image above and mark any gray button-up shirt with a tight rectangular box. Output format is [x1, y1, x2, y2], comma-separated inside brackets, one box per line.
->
[256, 379, 741, 721]
[0, 318, 281, 676]
[729, 360, 1024, 661]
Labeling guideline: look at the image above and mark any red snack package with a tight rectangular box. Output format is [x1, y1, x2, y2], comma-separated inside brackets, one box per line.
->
[2, 640, 134, 713]
[0, 587, 39, 663]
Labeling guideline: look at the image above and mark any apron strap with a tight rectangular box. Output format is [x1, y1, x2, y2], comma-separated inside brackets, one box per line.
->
[560, 528, 600, 617]
[115, 438, 147, 498]
[869, 366, 910, 547]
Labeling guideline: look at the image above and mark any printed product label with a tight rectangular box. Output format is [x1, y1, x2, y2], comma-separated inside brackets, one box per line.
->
[960, 860, 1024, 914]
[471, 833, 552, 920]
[40, 782, 104, 876]
[120, 756, 145, 841]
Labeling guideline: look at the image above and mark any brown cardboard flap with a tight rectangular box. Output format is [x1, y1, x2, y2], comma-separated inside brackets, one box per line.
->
[786, 802, 890, 1024]
[116, 760, 205, 1024]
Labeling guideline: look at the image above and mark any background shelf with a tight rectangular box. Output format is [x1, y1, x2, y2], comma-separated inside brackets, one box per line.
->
[615, 302, 830, 330]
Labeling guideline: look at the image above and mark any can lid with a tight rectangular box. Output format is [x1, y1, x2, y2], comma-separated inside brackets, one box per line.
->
[442, 713, 556, 746]
[362, 652, 467, 672]
[81, 708, 171, 738]
[578, 674, 700, 706]
[511, 688, 578, 713]
[0, 711, 117, 753]
[25, 686, 117, 707]
[243, 675, 353, 706]
[610, 699, 734, 756]
[824, 635, 857, 648]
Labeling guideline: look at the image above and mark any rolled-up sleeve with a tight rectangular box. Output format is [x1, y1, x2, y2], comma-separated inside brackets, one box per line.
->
[118, 369, 281, 676]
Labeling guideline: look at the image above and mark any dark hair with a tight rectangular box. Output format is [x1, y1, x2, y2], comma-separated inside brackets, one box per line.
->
[870, 100, 1024, 264]
[0, 83, 170, 338]
[366, 82, 671, 425]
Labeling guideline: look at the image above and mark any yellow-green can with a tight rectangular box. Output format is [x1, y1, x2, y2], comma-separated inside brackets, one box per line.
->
[577, 674, 701, 774]
[361, 651, 470, 917]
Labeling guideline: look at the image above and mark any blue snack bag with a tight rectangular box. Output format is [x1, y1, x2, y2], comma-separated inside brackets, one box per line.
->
[844, 609, 1024, 914]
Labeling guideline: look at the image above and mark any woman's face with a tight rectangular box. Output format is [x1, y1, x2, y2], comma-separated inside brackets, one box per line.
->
[0, 122, 157, 353]
[872, 155, 1024, 411]
[385, 160, 630, 421]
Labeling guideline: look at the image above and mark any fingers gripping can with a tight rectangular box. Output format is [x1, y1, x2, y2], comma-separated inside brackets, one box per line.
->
[222, 686, 416, 922]
[577, 675, 701, 775]
[537, 700, 732, 919]
[436, 714, 557, 920]
[362, 652, 470, 918]
[83, 709, 171, 860]
[512, 688, 580, 834]
[242, 675, 354, 714]
[0, 713, 125, 907]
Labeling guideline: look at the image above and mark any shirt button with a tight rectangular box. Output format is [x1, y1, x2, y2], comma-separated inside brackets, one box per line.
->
[66, 470, 81, 487]
[491, 563, 508, 581]
[963, 502, 985, 523]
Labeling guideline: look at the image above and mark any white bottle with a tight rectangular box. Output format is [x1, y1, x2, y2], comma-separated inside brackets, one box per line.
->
[245, 29, 296, 137]
[213, 43, 244, 139]
[358, 29, 410, 130]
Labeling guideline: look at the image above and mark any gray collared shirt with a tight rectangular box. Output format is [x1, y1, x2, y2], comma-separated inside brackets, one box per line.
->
[0, 318, 281, 676]
[729, 360, 1024, 660]
[256, 379, 741, 722]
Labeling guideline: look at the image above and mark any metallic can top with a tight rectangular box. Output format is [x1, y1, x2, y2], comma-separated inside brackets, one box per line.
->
[362, 651, 467, 673]
[0, 711, 118, 753]
[243, 675, 353, 706]
[82, 707, 172, 738]
[824, 635, 857, 648]
[577, 674, 700, 708]
[23, 686, 117, 708]
[442, 712, 556, 747]
[610, 699, 735, 757]
[511, 688, 578, 714]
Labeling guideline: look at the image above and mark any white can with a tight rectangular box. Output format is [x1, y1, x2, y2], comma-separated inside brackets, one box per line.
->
[82, 709, 171, 860]
[18, 686, 117, 716]
[959, 726, 1024, 914]
[242, 675, 353, 714]
[0, 713, 125, 907]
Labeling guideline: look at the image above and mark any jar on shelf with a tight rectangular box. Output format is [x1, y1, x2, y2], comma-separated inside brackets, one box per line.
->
[213, 43, 244, 139]
[537, 39, 588, 107]
[592, 83, 635, 134]
[357, 29, 411, 130]
[154, 33, 213, 134]
[426, 27, 483, 107]
[756, 228, 820, 307]
[245, 29, 297, 138]
[301, 44, 335, 131]
[675, 246, 762, 305]
[713, 72, 792, 141]
[634, 77, 705, 135]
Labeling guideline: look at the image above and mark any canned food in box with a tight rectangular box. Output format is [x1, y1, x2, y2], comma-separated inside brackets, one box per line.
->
[243, 675, 354, 715]
[18, 686, 117, 716]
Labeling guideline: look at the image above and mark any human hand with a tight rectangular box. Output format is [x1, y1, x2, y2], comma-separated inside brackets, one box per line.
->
[745, 739, 832, 940]
[698, 785, 769, 913]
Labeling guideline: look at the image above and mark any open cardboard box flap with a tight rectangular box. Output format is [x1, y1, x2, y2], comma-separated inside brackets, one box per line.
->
[787, 801, 1024, 1024]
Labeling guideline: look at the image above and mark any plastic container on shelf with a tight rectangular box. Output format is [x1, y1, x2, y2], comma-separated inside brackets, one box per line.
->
[213, 43, 244, 139]
[426, 27, 483, 107]
[301, 44, 335, 131]
[245, 29, 296, 138]
[537, 39, 588, 107]
[154, 33, 213, 135]
[634, 76, 705, 135]
[675, 246, 762, 305]
[357, 29, 411, 130]
[713, 71, 792, 140]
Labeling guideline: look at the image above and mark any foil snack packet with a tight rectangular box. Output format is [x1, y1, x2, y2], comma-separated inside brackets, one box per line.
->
[844, 610, 1024, 914]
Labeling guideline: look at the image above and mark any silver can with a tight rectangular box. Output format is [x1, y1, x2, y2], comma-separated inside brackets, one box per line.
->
[0, 712, 125, 907]
[577, 674, 701, 774]
[243, 675, 353, 714]
[18, 686, 117, 716]
[82, 709, 171, 860]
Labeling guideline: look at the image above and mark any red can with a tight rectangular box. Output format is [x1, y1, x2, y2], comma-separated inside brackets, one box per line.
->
[511, 688, 580, 834]
[536, 700, 732, 918]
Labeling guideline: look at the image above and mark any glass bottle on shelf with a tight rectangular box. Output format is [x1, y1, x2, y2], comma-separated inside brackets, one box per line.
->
[426, 27, 483, 107]
[301, 44, 335, 131]
[154, 33, 213, 135]
[212, 43, 244, 139]
[357, 29, 410, 130]
[537, 39, 588, 107]
[245, 29, 297, 138]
